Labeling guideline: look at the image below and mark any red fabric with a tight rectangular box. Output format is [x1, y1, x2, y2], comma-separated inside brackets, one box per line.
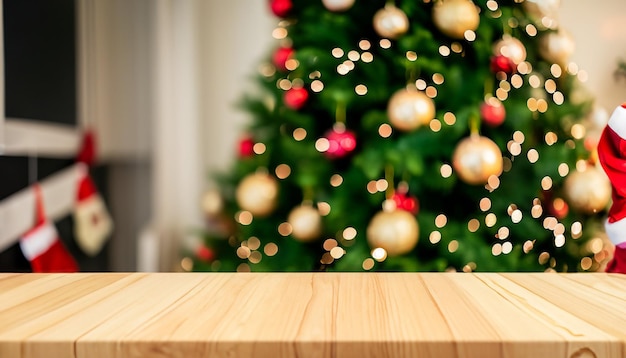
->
[77, 174, 98, 201]
[606, 245, 626, 274]
[21, 185, 78, 273]
[597, 126, 626, 223]
[76, 129, 96, 166]
[29, 239, 78, 273]
[598, 106, 626, 274]
[33, 184, 46, 227]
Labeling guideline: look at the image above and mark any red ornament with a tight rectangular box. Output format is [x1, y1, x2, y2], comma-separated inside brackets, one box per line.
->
[196, 245, 215, 262]
[549, 197, 569, 219]
[490, 55, 516, 75]
[542, 190, 569, 220]
[269, 0, 292, 17]
[273, 46, 294, 72]
[284, 87, 309, 110]
[324, 126, 357, 159]
[480, 97, 506, 127]
[238, 137, 255, 157]
[392, 192, 419, 214]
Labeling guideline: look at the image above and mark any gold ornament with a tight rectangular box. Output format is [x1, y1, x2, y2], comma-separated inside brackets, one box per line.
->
[523, 0, 561, 22]
[322, 0, 354, 12]
[452, 135, 503, 185]
[235, 172, 279, 217]
[493, 35, 527, 65]
[288, 205, 322, 242]
[387, 89, 436, 132]
[367, 209, 419, 256]
[564, 166, 611, 214]
[432, 0, 480, 39]
[539, 30, 575, 66]
[201, 189, 223, 217]
[373, 4, 409, 39]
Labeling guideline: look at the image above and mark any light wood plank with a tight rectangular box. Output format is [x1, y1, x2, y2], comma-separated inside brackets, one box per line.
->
[109, 273, 323, 357]
[0, 274, 130, 358]
[77, 273, 245, 357]
[0, 273, 624, 358]
[498, 273, 623, 357]
[19, 274, 146, 358]
[445, 273, 569, 358]
[420, 273, 510, 358]
[334, 273, 456, 357]
[563, 273, 626, 300]
[502, 273, 626, 339]
[0, 274, 52, 297]
[89, 273, 457, 358]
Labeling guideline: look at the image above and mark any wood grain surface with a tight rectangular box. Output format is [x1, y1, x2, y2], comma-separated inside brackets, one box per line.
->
[0, 273, 624, 357]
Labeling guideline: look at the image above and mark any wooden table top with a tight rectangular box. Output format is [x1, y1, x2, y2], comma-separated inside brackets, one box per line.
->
[1, 272, 625, 358]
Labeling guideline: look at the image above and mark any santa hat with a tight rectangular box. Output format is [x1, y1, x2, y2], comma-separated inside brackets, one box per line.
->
[19, 185, 78, 273]
[73, 166, 113, 256]
[597, 103, 626, 273]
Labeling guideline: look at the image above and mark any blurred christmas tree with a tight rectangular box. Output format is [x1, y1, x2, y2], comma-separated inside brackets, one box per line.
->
[191, 0, 613, 273]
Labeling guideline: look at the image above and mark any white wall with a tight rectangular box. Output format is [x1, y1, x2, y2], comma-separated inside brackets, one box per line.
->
[560, 0, 626, 112]
[199, 2, 274, 176]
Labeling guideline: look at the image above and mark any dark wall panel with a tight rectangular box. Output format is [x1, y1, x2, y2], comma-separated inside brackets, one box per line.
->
[3, 0, 76, 124]
[0, 156, 73, 200]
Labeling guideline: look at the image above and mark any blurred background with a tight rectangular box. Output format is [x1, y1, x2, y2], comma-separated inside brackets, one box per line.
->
[0, 0, 624, 272]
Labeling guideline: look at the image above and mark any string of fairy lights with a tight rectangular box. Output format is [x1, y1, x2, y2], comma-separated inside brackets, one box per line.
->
[187, 0, 613, 273]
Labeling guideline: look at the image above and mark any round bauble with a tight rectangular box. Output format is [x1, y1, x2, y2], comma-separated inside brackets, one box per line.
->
[324, 125, 357, 159]
[392, 192, 419, 214]
[238, 136, 255, 157]
[196, 245, 215, 262]
[490, 55, 516, 75]
[322, 0, 354, 12]
[452, 135, 503, 185]
[367, 209, 419, 256]
[493, 36, 526, 65]
[480, 97, 506, 127]
[270, 0, 292, 17]
[539, 30, 575, 66]
[284, 87, 309, 110]
[288, 205, 322, 242]
[273, 46, 294, 72]
[236, 172, 279, 217]
[523, 0, 561, 22]
[564, 166, 611, 214]
[549, 197, 569, 220]
[373, 5, 409, 39]
[387, 89, 436, 132]
[432, 0, 480, 39]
